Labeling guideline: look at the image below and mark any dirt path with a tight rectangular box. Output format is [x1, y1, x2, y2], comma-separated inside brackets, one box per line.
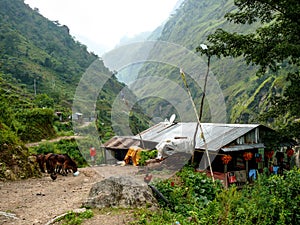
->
[25, 135, 84, 148]
[0, 165, 142, 225]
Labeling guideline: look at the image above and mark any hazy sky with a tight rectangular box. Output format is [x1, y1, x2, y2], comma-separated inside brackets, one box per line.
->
[25, 0, 179, 56]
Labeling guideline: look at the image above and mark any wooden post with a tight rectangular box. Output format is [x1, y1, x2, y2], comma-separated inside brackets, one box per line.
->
[246, 160, 249, 180]
[224, 164, 228, 188]
[222, 155, 232, 188]
[243, 152, 253, 181]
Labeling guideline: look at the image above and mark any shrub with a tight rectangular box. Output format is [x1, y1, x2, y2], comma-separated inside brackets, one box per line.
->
[139, 149, 158, 166]
[134, 167, 300, 225]
[57, 209, 93, 225]
[152, 165, 222, 223]
[197, 167, 300, 225]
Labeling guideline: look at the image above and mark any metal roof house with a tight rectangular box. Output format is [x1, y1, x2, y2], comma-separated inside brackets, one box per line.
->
[138, 122, 264, 151]
[104, 122, 296, 185]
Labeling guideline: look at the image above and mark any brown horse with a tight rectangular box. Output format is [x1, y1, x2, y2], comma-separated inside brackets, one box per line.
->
[46, 153, 78, 176]
[55, 154, 78, 175]
[33, 154, 46, 173]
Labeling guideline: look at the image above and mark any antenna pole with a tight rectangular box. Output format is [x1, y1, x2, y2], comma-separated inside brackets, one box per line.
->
[180, 68, 214, 182]
[34, 79, 36, 96]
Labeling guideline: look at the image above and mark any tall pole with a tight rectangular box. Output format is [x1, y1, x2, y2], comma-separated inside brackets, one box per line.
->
[192, 54, 210, 162]
[180, 68, 214, 182]
[199, 55, 210, 121]
[34, 79, 36, 96]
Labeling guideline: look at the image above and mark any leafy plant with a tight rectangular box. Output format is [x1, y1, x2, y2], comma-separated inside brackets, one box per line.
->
[56, 209, 93, 225]
[196, 168, 300, 225]
[149, 165, 222, 223]
[139, 150, 158, 166]
[133, 167, 300, 225]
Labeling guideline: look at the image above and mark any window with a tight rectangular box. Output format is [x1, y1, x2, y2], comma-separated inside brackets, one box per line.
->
[237, 136, 244, 144]
[245, 130, 257, 144]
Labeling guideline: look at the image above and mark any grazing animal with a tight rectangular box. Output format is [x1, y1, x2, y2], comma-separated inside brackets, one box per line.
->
[33, 154, 46, 173]
[60, 153, 78, 175]
[45, 153, 55, 174]
[46, 153, 78, 176]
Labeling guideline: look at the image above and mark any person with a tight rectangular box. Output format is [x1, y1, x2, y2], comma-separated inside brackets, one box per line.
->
[89, 145, 96, 166]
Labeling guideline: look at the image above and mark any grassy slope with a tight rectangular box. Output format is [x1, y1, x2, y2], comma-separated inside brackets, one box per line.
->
[134, 0, 287, 125]
[0, 0, 150, 179]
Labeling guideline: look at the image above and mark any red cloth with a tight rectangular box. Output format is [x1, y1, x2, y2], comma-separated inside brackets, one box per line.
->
[90, 147, 96, 157]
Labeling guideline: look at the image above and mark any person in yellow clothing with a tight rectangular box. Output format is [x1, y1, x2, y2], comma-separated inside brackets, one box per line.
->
[124, 146, 142, 166]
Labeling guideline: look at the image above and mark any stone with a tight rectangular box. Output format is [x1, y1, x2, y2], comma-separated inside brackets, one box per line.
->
[83, 176, 158, 209]
[4, 169, 16, 180]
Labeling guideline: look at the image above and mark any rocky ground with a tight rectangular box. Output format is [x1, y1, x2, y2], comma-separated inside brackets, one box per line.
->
[0, 165, 146, 225]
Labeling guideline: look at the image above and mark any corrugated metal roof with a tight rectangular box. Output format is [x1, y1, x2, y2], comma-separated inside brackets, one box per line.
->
[221, 143, 265, 152]
[104, 136, 141, 149]
[104, 123, 266, 151]
[104, 136, 157, 150]
[138, 122, 261, 151]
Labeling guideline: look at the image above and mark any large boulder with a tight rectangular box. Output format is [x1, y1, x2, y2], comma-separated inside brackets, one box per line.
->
[83, 176, 158, 209]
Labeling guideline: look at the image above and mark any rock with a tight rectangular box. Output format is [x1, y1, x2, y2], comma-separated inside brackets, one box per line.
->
[83, 176, 158, 209]
[4, 169, 16, 180]
[73, 208, 86, 213]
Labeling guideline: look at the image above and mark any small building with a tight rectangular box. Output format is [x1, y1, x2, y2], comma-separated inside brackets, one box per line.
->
[103, 136, 157, 164]
[104, 122, 296, 186]
[73, 112, 83, 122]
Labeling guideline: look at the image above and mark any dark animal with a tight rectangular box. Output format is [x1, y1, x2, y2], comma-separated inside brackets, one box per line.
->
[56, 154, 78, 175]
[34, 154, 46, 173]
[45, 153, 55, 174]
[50, 173, 57, 181]
[46, 153, 78, 176]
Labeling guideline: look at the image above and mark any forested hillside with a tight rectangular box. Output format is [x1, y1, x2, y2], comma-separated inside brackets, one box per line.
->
[0, 0, 99, 143]
[0, 0, 149, 180]
[133, 0, 295, 136]
[133, 0, 261, 123]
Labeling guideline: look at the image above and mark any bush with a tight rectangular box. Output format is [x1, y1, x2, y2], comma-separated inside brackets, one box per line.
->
[197, 167, 300, 225]
[17, 108, 56, 142]
[133, 167, 300, 225]
[149, 165, 222, 224]
[139, 149, 158, 166]
[0, 123, 20, 145]
[56, 209, 93, 225]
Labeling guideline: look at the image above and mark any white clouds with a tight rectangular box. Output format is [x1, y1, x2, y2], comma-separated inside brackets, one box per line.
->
[25, 0, 178, 55]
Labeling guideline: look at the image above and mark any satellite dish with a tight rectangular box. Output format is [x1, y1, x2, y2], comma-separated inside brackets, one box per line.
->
[169, 114, 176, 124]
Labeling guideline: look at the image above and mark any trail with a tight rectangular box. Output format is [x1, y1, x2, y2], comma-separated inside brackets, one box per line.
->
[25, 135, 84, 148]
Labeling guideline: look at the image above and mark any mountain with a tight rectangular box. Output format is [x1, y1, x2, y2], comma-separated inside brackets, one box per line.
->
[119, 0, 287, 128]
[0, 0, 98, 101]
[117, 32, 152, 47]
[155, 0, 266, 123]
[0, 0, 150, 179]
[0, 0, 149, 138]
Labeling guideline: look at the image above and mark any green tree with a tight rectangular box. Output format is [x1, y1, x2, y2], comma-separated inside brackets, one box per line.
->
[34, 93, 54, 108]
[198, 0, 300, 139]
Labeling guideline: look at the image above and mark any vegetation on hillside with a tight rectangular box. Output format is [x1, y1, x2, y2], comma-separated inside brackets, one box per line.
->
[128, 2, 300, 223]
[127, 0, 298, 136]
[131, 0, 259, 122]
[0, 0, 150, 180]
[200, 0, 300, 140]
